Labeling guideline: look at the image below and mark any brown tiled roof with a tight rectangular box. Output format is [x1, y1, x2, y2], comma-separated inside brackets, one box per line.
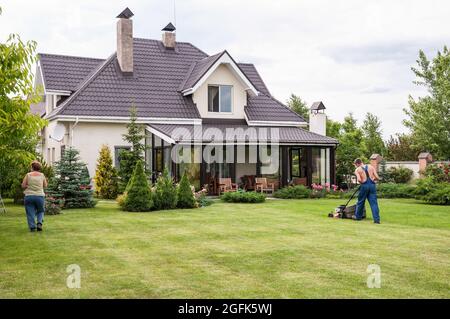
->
[246, 94, 306, 123]
[40, 38, 304, 124]
[39, 53, 104, 92]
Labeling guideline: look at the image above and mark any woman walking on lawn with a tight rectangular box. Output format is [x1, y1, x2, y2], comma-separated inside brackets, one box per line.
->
[22, 161, 48, 232]
[353, 158, 381, 224]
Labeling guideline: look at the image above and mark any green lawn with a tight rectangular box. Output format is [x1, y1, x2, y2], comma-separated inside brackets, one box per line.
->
[0, 198, 449, 298]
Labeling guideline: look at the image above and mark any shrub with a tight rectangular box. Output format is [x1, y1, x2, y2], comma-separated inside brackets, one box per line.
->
[116, 192, 127, 208]
[45, 196, 63, 215]
[122, 161, 153, 212]
[94, 145, 119, 199]
[196, 192, 213, 207]
[153, 168, 177, 210]
[274, 185, 311, 199]
[422, 184, 450, 205]
[383, 166, 414, 184]
[376, 183, 416, 198]
[221, 190, 266, 203]
[415, 177, 450, 205]
[177, 173, 196, 209]
[423, 163, 450, 183]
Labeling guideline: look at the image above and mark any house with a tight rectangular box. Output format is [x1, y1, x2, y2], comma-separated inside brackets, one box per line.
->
[32, 8, 338, 193]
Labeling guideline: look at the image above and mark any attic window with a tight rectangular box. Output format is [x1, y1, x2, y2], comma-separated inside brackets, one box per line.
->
[208, 85, 232, 113]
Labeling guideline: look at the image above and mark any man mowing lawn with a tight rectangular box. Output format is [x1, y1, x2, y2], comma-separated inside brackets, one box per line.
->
[353, 158, 380, 224]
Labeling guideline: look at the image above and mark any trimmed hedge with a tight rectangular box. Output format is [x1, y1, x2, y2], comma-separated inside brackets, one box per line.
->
[376, 183, 416, 198]
[221, 191, 266, 203]
[415, 177, 450, 205]
[274, 185, 311, 199]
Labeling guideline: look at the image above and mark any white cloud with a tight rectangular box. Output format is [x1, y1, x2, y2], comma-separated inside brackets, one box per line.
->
[1, 0, 448, 138]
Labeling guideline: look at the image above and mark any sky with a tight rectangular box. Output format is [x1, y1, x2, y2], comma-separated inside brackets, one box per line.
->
[1, 0, 449, 138]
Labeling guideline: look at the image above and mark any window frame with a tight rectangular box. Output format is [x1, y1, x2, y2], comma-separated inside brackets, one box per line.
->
[207, 84, 233, 113]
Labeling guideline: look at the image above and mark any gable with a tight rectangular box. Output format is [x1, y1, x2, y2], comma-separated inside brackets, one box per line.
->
[192, 64, 248, 119]
[181, 51, 259, 97]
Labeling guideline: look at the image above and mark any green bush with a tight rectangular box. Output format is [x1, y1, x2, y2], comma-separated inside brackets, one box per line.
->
[116, 192, 127, 208]
[177, 173, 196, 209]
[376, 183, 416, 198]
[423, 164, 450, 183]
[274, 185, 311, 199]
[196, 192, 213, 207]
[221, 190, 266, 203]
[45, 198, 62, 215]
[422, 184, 450, 205]
[153, 168, 177, 210]
[415, 177, 450, 205]
[122, 161, 153, 212]
[383, 166, 414, 184]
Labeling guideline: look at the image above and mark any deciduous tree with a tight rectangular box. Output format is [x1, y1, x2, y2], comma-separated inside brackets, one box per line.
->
[0, 8, 47, 195]
[403, 47, 450, 159]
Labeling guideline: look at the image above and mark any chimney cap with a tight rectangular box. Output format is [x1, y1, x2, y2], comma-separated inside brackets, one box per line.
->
[162, 22, 176, 32]
[116, 7, 134, 19]
[311, 101, 326, 111]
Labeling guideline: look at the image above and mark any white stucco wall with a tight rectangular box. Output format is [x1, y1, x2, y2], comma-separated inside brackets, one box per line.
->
[385, 162, 420, 179]
[192, 64, 247, 119]
[70, 122, 131, 178]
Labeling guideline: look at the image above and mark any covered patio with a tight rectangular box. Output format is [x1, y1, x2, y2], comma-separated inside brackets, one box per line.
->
[144, 120, 338, 194]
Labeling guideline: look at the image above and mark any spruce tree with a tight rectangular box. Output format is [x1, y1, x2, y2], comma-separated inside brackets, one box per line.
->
[47, 147, 95, 209]
[94, 145, 119, 199]
[118, 106, 147, 192]
[123, 161, 153, 212]
[177, 172, 196, 209]
[154, 168, 177, 210]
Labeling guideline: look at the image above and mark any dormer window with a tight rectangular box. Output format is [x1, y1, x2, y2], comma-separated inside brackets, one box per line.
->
[208, 85, 232, 113]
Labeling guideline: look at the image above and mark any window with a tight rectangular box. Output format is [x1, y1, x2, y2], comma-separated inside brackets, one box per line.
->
[51, 148, 55, 164]
[208, 85, 232, 113]
[312, 147, 330, 185]
[60, 145, 66, 159]
[289, 148, 307, 179]
[114, 146, 131, 168]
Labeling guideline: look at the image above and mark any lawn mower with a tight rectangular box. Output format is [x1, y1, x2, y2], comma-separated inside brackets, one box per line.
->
[328, 185, 366, 219]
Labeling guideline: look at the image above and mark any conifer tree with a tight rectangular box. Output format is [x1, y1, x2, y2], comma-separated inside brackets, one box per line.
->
[177, 172, 196, 209]
[118, 106, 147, 192]
[154, 168, 177, 210]
[94, 145, 119, 199]
[123, 161, 153, 212]
[47, 147, 95, 209]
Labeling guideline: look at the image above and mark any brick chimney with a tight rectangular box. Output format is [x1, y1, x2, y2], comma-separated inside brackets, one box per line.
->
[116, 8, 134, 74]
[309, 101, 327, 136]
[162, 22, 176, 49]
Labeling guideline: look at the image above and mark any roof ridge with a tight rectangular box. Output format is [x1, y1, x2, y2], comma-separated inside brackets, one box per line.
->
[178, 61, 197, 92]
[47, 53, 117, 119]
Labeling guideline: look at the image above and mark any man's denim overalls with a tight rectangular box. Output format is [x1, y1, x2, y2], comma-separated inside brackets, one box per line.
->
[355, 165, 380, 223]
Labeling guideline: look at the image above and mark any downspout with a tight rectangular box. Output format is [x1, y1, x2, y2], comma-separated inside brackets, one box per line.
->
[70, 117, 79, 147]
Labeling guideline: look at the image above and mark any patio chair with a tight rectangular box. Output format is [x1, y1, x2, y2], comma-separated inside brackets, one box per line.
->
[218, 178, 238, 195]
[255, 178, 275, 194]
